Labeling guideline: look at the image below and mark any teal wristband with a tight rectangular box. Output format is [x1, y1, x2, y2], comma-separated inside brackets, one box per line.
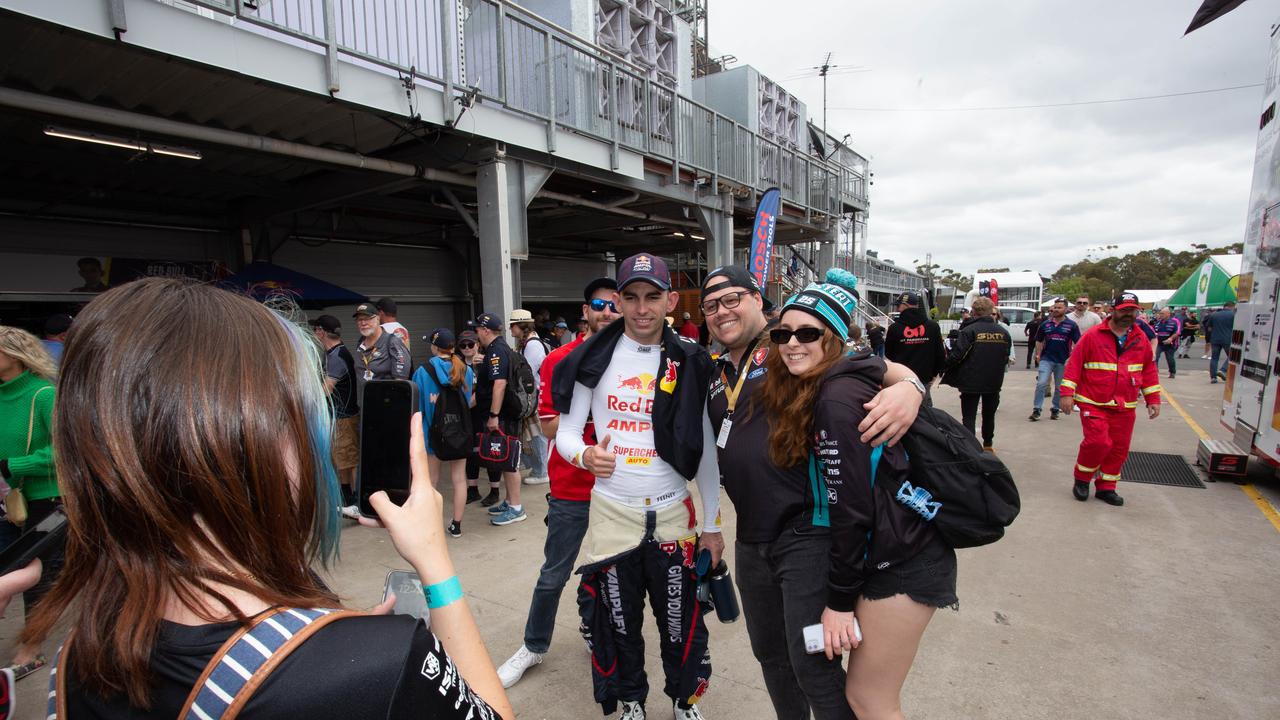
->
[423, 576, 464, 609]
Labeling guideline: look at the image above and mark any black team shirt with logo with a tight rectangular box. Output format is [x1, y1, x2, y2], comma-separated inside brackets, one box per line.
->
[707, 335, 818, 543]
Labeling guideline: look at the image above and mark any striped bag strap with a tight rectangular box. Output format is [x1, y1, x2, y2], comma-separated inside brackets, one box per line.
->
[46, 608, 363, 720]
[178, 607, 363, 720]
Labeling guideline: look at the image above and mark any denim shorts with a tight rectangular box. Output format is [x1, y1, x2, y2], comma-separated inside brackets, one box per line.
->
[861, 538, 959, 610]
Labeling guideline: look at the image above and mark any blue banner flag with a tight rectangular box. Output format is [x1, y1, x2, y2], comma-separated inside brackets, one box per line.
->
[747, 187, 781, 289]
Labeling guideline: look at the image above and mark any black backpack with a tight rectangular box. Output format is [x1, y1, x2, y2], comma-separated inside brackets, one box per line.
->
[893, 404, 1020, 548]
[429, 369, 473, 461]
[506, 348, 539, 420]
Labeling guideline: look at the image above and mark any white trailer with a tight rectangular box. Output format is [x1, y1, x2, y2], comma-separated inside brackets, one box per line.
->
[1223, 21, 1280, 466]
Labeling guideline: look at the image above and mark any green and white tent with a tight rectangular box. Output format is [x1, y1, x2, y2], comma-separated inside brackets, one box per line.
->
[1166, 254, 1241, 308]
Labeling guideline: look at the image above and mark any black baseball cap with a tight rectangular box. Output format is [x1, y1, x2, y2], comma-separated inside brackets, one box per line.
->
[470, 312, 502, 330]
[583, 276, 618, 302]
[458, 329, 479, 344]
[44, 313, 73, 335]
[896, 291, 922, 307]
[617, 253, 670, 291]
[352, 303, 378, 318]
[310, 314, 341, 333]
[701, 265, 762, 298]
[428, 327, 455, 348]
[375, 297, 398, 314]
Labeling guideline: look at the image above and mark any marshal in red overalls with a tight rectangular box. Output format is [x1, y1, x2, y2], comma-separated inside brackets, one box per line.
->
[1059, 295, 1161, 503]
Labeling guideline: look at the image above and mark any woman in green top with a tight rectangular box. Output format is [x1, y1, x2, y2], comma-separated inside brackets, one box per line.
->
[0, 326, 60, 678]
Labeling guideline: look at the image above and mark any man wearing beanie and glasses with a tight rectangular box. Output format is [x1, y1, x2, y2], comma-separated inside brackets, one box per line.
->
[551, 253, 720, 720]
[1060, 291, 1162, 507]
[701, 266, 926, 720]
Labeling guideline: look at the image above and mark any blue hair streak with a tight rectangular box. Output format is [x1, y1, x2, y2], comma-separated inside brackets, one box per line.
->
[266, 296, 342, 565]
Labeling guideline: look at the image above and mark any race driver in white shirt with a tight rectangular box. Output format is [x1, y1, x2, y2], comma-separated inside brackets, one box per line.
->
[553, 252, 721, 720]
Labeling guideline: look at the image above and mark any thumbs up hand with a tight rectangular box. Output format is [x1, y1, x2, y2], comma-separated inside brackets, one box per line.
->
[583, 433, 618, 478]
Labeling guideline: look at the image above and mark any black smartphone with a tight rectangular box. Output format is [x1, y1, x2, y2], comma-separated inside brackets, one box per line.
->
[0, 509, 67, 576]
[382, 569, 429, 625]
[358, 379, 419, 518]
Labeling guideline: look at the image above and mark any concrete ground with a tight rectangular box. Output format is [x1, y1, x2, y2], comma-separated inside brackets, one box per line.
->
[6, 350, 1280, 719]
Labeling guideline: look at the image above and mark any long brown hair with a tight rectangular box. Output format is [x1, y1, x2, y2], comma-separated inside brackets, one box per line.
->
[760, 331, 847, 468]
[433, 344, 467, 387]
[22, 278, 342, 707]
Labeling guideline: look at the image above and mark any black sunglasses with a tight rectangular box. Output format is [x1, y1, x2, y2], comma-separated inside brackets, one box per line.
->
[770, 327, 825, 345]
[458, 341, 477, 349]
[589, 298, 618, 312]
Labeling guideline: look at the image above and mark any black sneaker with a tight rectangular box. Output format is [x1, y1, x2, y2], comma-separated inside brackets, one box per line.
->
[447, 521, 462, 538]
[1095, 490, 1125, 506]
[1029, 409, 1041, 422]
[1073, 481, 1090, 502]
[1050, 409, 1060, 420]
[480, 489, 502, 507]
[465, 487, 482, 504]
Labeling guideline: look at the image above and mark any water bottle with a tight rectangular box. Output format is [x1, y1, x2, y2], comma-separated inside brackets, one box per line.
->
[695, 549, 740, 623]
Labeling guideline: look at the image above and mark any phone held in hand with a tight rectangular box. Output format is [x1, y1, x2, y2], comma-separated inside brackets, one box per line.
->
[383, 569, 429, 626]
[0, 509, 67, 576]
[802, 618, 862, 655]
[358, 380, 419, 519]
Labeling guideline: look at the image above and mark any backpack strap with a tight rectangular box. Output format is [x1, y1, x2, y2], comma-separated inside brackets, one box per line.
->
[179, 607, 362, 719]
[46, 608, 363, 720]
[807, 452, 830, 528]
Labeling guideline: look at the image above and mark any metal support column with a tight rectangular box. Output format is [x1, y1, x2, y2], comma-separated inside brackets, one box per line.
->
[717, 191, 734, 270]
[477, 153, 517, 319]
[817, 223, 838, 272]
[694, 192, 735, 271]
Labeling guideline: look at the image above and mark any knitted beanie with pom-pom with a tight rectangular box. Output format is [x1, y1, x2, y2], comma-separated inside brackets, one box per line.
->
[780, 268, 861, 341]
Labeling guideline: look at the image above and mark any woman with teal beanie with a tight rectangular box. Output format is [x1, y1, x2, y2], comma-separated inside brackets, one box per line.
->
[0, 325, 61, 679]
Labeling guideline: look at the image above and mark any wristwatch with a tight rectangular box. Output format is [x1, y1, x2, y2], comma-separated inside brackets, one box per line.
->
[899, 377, 927, 397]
[488, 411, 500, 418]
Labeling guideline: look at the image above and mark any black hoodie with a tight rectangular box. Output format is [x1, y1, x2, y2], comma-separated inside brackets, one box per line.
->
[551, 319, 715, 480]
[814, 352, 941, 611]
[885, 307, 946, 383]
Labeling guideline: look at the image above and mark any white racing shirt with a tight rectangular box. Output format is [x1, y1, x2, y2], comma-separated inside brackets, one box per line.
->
[556, 333, 722, 532]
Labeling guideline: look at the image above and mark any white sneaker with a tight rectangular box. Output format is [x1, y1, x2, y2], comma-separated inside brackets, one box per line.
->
[619, 700, 646, 720]
[523, 474, 550, 485]
[673, 702, 705, 720]
[339, 504, 361, 520]
[1201, 354, 1210, 359]
[497, 644, 543, 688]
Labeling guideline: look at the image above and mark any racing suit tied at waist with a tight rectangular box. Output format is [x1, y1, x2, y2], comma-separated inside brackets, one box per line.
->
[580, 489, 697, 568]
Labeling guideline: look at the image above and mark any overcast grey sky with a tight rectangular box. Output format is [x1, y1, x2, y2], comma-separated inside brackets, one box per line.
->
[708, 0, 1279, 278]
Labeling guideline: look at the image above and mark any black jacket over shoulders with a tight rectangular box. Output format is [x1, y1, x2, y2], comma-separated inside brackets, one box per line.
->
[551, 320, 714, 480]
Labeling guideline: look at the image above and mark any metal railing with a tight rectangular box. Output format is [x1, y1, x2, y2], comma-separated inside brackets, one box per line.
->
[835, 255, 926, 294]
[156, 0, 868, 216]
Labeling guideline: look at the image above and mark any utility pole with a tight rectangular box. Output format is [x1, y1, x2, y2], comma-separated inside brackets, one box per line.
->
[819, 52, 833, 156]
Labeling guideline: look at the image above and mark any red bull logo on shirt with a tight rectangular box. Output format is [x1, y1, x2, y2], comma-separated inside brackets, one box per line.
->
[659, 358, 680, 394]
[616, 373, 657, 394]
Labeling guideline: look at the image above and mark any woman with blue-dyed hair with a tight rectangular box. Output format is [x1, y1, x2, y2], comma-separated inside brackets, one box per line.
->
[20, 278, 512, 719]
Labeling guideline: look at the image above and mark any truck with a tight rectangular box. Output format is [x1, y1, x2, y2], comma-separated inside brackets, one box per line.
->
[1221, 18, 1280, 466]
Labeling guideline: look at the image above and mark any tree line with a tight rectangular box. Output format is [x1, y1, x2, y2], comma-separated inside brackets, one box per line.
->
[914, 242, 1243, 299]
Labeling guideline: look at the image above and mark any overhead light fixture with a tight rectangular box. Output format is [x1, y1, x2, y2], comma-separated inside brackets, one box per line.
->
[670, 232, 706, 240]
[43, 125, 202, 160]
